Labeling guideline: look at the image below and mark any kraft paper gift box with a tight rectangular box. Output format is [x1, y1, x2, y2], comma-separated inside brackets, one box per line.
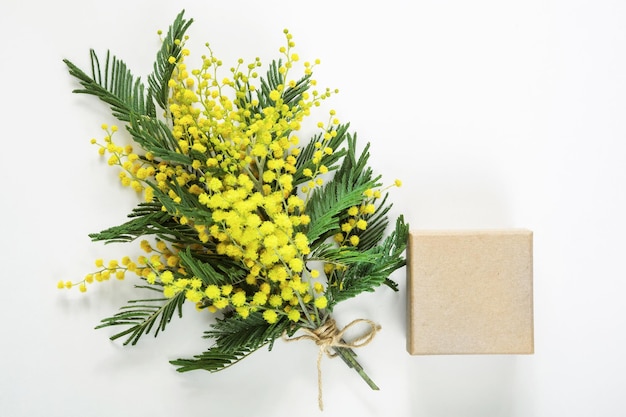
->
[407, 229, 534, 355]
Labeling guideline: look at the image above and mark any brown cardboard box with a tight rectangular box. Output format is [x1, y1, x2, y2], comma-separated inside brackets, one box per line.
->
[407, 230, 534, 355]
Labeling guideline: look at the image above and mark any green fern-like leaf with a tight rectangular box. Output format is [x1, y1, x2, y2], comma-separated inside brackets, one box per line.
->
[170, 313, 290, 372]
[88, 201, 198, 244]
[306, 183, 374, 248]
[177, 248, 241, 287]
[281, 74, 312, 107]
[257, 60, 284, 110]
[63, 50, 152, 122]
[148, 10, 193, 110]
[96, 286, 186, 345]
[63, 9, 193, 126]
[304, 134, 381, 247]
[126, 114, 192, 164]
[351, 193, 392, 250]
[328, 215, 408, 306]
[292, 124, 350, 186]
[310, 243, 375, 266]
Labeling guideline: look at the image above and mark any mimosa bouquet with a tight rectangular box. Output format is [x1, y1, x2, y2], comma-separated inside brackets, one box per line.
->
[60, 10, 407, 410]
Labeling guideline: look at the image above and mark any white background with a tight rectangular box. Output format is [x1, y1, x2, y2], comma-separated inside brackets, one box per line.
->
[1, 0, 625, 416]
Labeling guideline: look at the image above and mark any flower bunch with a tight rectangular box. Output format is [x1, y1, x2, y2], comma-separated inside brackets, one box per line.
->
[60, 10, 407, 409]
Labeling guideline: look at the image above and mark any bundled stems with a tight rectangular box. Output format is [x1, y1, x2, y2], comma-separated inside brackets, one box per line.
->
[334, 345, 380, 390]
[61, 10, 407, 411]
[288, 314, 382, 409]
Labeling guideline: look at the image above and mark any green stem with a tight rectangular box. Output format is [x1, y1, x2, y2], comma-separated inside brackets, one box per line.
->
[333, 345, 379, 390]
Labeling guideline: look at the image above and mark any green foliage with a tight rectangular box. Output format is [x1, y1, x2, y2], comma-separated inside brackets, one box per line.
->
[304, 133, 380, 248]
[293, 124, 349, 186]
[127, 114, 192, 164]
[63, 50, 152, 122]
[305, 181, 376, 248]
[170, 312, 290, 372]
[63, 10, 193, 163]
[177, 248, 244, 287]
[148, 10, 193, 110]
[89, 201, 197, 244]
[258, 60, 311, 110]
[63, 9, 192, 123]
[327, 216, 408, 306]
[96, 286, 186, 345]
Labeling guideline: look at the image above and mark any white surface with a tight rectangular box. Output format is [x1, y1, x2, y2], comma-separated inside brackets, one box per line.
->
[1, 0, 625, 416]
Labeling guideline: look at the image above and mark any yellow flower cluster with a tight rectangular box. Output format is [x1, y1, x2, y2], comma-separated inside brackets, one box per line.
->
[58, 238, 182, 292]
[61, 30, 345, 326]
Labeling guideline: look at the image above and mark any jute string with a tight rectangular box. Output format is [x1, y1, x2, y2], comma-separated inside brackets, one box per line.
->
[284, 318, 381, 411]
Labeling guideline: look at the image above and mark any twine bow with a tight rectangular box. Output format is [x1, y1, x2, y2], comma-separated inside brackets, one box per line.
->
[284, 318, 381, 411]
